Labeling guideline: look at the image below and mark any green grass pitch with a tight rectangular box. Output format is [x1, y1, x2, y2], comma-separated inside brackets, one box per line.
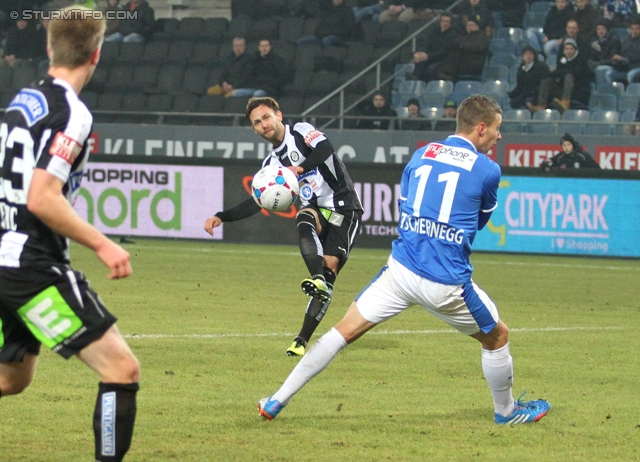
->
[1, 239, 639, 461]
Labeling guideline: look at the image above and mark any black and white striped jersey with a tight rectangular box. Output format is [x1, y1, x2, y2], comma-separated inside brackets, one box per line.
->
[0, 76, 93, 268]
[262, 122, 363, 213]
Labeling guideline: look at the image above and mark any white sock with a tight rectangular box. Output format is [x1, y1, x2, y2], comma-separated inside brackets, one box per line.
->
[482, 343, 515, 417]
[272, 327, 347, 405]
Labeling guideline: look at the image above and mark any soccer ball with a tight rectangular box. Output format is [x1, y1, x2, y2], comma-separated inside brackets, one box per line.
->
[251, 165, 300, 212]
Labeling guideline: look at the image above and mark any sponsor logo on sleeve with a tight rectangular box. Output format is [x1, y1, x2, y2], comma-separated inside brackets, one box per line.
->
[50, 132, 82, 164]
[304, 129, 324, 146]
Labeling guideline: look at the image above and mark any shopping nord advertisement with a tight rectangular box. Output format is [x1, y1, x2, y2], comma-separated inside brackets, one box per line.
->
[474, 176, 640, 257]
[73, 162, 224, 239]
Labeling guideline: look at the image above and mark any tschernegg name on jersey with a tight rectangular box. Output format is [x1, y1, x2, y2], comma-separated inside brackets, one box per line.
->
[400, 212, 464, 244]
[422, 143, 478, 171]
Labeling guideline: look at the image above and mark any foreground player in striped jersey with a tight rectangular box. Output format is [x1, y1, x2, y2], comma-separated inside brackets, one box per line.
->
[0, 7, 140, 460]
[204, 97, 363, 357]
[257, 94, 551, 425]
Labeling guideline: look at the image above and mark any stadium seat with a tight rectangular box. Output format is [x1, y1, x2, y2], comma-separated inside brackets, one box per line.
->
[190, 42, 220, 66]
[117, 41, 145, 63]
[306, 71, 340, 96]
[200, 17, 229, 43]
[362, 20, 381, 45]
[482, 80, 509, 96]
[165, 41, 195, 65]
[489, 38, 515, 55]
[618, 94, 640, 113]
[315, 46, 348, 73]
[247, 18, 279, 42]
[529, 108, 560, 133]
[277, 96, 305, 115]
[445, 92, 471, 107]
[147, 93, 174, 112]
[626, 82, 640, 95]
[100, 41, 120, 64]
[376, 21, 408, 47]
[392, 63, 415, 90]
[282, 70, 313, 96]
[224, 96, 252, 126]
[96, 91, 123, 111]
[589, 93, 617, 111]
[338, 72, 366, 96]
[156, 64, 185, 93]
[489, 52, 518, 68]
[523, 12, 546, 28]
[0, 67, 12, 90]
[175, 17, 205, 40]
[193, 95, 226, 125]
[344, 42, 374, 72]
[119, 92, 150, 123]
[271, 40, 296, 67]
[483, 65, 510, 82]
[152, 17, 179, 41]
[420, 93, 446, 110]
[225, 16, 253, 40]
[294, 43, 322, 71]
[165, 93, 199, 125]
[104, 64, 134, 91]
[181, 66, 210, 94]
[529, 1, 553, 13]
[585, 110, 619, 135]
[131, 64, 159, 90]
[278, 17, 305, 43]
[301, 17, 321, 37]
[495, 27, 524, 43]
[11, 63, 36, 92]
[454, 80, 483, 94]
[620, 109, 637, 121]
[558, 109, 590, 134]
[79, 90, 98, 110]
[426, 79, 454, 95]
[597, 81, 625, 98]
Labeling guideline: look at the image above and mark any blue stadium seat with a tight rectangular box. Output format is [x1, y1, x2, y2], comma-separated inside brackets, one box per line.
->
[529, 109, 560, 133]
[495, 27, 524, 44]
[426, 79, 454, 95]
[482, 80, 510, 96]
[454, 80, 483, 94]
[589, 93, 617, 111]
[529, 1, 553, 13]
[596, 81, 625, 98]
[585, 110, 619, 135]
[483, 65, 510, 82]
[558, 109, 590, 134]
[618, 94, 640, 113]
[489, 39, 515, 55]
[626, 82, 640, 95]
[489, 52, 518, 68]
[501, 108, 531, 133]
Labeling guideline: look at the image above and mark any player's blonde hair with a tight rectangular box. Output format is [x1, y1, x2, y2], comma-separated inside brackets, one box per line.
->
[456, 94, 502, 134]
[48, 6, 106, 69]
[245, 97, 280, 120]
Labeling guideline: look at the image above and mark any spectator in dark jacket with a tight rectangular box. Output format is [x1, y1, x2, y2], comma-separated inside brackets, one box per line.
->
[588, 19, 621, 87]
[253, 39, 289, 97]
[605, 18, 640, 84]
[297, 0, 356, 47]
[526, 0, 575, 57]
[0, 19, 41, 67]
[437, 20, 490, 82]
[356, 91, 397, 129]
[528, 38, 591, 113]
[601, 0, 637, 28]
[574, 0, 600, 41]
[207, 37, 261, 97]
[509, 46, 551, 109]
[407, 13, 457, 83]
[540, 132, 601, 171]
[104, 0, 154, 42]
[452, 0, 493, 36]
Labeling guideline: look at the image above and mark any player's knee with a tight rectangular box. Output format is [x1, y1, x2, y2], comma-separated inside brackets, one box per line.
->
[296, 210, 317, 230]
[0, 375, 33, 396]
[103, 354, 140, 384]
[121, 355, 141, 383]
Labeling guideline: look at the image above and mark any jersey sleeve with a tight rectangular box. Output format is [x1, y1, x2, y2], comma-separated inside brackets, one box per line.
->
[292, 122, 327, 149]
[36, 98, 92, 183]
[478, 162, 501, 229]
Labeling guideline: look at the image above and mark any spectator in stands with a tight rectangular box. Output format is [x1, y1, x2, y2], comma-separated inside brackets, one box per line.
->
[207, 37, 263, 97]
[527, 38, 591, 113]
[452, 0, 493, 36]
[0, 19, 41, 68]
[356, 91, 397, 129]
[378, 0, 438, 23]
[526, 0, 574, 58]
[297, 0, 356, 47]
[406, 13, 457, 83]
[103, 0, 121, 37]
[605, 17, 640, 84]
[588, 19, 621, 88]
[433, 99, 458, 131]
[485, 0, 526, 29]
[549, 20, 589, 70]
[437, 20, 490, 82]
[540, 132, 601, 171]
[253, 39, 289, 97]
[601, 0, 637, 28]
[574, 0, 600, 42]
[397, 98, 430, 130]
[508, 45, 551, 109]
[353, 0, 385, 23]
[104, 0, 154, 42]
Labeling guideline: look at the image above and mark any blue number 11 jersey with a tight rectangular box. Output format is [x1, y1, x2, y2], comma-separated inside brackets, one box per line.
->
[391, 135, 501, 285]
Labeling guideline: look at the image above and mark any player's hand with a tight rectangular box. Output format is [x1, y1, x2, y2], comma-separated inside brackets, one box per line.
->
[95, 240, 132, 280]
[287, 166, 304, 177]
[204, 216, 222, 236]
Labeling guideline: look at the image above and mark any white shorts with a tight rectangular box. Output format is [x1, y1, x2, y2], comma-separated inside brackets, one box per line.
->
[355, 256, 499, 335]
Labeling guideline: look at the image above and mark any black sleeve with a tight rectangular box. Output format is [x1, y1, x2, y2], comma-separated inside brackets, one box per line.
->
[299, 139, 334, 172]
[214, 197, 262, 222]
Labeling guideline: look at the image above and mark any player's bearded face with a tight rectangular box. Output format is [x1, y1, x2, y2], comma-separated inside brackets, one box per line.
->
[251, 106, 284, 143]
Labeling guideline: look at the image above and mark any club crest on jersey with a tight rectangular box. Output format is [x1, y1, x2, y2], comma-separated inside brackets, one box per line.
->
[422, 143, 478, 171]
[7, 89, 49, 127]
[50, 132, 82, 164]
[300, 184, 314, 201]
[290, 151, 300, 162]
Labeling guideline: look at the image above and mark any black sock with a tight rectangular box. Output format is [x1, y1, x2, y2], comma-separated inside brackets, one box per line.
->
[298, 276, 335, 343]
[297, 211, 325, 278]
[94, 382, 139, 462]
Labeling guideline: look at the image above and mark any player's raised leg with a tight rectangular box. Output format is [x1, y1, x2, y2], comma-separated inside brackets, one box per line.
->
[260, 302, 377, 420]
[79, 325, 140, 462]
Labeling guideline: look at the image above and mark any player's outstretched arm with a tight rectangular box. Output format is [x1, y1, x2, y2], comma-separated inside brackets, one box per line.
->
[27, 168, 131, 279]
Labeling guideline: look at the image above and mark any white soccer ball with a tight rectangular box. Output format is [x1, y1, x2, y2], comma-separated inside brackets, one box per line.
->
[251, 165, 300, 212]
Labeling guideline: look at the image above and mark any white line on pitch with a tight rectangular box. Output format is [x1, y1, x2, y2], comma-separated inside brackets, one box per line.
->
[121, 244, 639, 272]
[123, 326, 629, 340]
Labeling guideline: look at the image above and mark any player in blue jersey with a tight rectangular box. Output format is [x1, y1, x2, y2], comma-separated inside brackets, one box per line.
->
[257, 94, 551, 425]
